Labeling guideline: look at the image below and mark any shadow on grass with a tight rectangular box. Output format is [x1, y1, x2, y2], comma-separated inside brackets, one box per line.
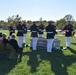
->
[23, 50, 41, 73]
[0, 59, 17, 75]
[23, 48, 76, 75]
[71, 43, 76, 45]
[0, 55, 22, 75]
[68, 47, 76, 55]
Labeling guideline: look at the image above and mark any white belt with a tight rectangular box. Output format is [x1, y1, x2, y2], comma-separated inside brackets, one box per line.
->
[66, 30, 69, 32]
[47, 32, 53, 33]
[32, 31, 37, 32]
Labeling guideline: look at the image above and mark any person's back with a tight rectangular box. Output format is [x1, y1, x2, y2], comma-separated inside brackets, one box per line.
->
[9, 33, 19, 52]
[9, 39, 19, 52]
[9, 33, 23, 60]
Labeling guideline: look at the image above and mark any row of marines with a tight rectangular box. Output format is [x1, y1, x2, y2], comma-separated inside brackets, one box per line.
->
[8, 20, 75, 53]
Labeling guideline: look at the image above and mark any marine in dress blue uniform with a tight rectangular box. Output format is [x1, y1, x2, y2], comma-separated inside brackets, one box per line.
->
[62, 21, 74, 48]
[51, 21, 57, 35]
[45, 21, 57, 53]
[38, 21, 44, 37]
[22, 20, 27, 44]
[16, 21, 23, 49]
[30, 21, 38, 50]
[9, 22, 15, 39]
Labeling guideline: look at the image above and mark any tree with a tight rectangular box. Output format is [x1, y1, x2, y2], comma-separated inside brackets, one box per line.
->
[64, 14, 75, 21]
[55, 19, 67, 29]
[7, 14, 22, 26]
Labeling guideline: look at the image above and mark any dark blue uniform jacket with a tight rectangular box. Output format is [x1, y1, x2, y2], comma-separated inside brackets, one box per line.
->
[9, 26, 15, 35]
[16, 24, 24, 36]
[30, 24, 38, 37]
[22, 24, 27, 34]
[38, 24, 44, 34]
[46, 24, 56, 39]
[62, 24, 73, 37]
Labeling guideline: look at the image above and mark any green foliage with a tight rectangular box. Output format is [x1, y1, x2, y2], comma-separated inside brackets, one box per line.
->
[64, 14, 75, 21]
[55, 19, 67, 29]
[7, 14, 21, 26]
[72, 21, 76, 29]
[0, 20, 5, 26]
[0, 14, 76, 30]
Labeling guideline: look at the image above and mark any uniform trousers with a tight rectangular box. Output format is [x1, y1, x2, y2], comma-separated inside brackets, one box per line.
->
[47, 39, 54, 52]
[18, 36, 23, 48]
[32, 37, 38, 50]
[23, 34, 26, 44]
[66, 37, 72, 47]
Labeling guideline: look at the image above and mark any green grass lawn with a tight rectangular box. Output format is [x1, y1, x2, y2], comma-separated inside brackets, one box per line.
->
[0, 30, 76, 75]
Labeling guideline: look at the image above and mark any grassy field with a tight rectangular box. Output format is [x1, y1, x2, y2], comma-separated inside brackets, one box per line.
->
[0, 30, 76, 75]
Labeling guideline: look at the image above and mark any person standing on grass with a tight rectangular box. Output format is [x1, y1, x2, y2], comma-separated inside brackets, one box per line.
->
[46, 21, 57, 53]
[38, 21, 45, 37]
[30, 21, 38, 50]
[62, 20, 74, 48]
[16, 20, 24, 51]
[22, 20, 27, 46]
[9, 22, 15, 39]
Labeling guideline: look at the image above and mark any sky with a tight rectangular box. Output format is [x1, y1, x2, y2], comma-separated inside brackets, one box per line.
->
[0, 0, 76, 21]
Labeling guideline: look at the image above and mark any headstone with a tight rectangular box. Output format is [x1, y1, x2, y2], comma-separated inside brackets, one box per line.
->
[52, 38, 61, 50]
[30, 37, 61, 50]
[37, 37, 47, 49]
